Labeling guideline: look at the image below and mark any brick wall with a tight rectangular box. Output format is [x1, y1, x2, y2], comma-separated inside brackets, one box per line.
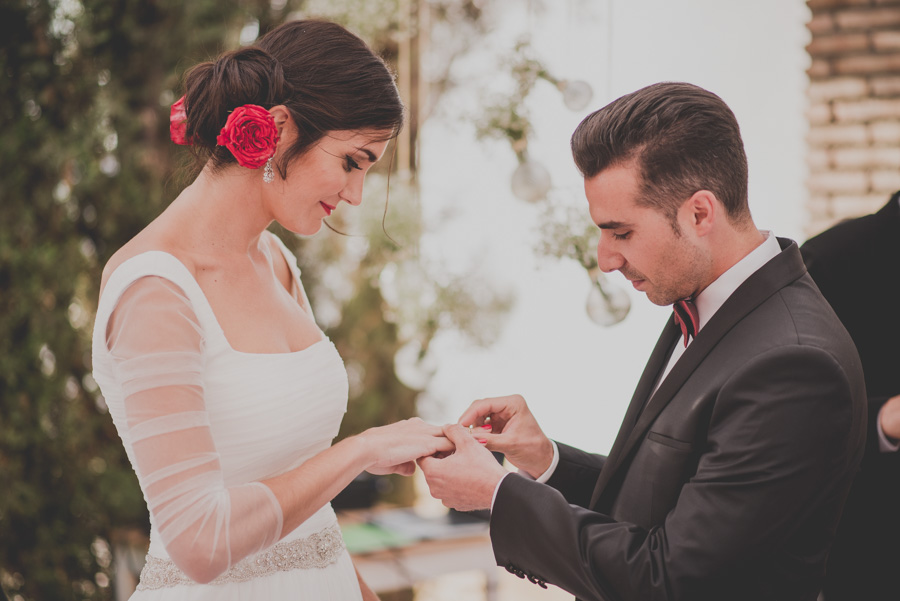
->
[806, 0, 900, 235]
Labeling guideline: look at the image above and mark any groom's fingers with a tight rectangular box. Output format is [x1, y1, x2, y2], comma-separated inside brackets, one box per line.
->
[442, 423, 474, 446]
[417, 454, 440, 477]
[444, 423, 493, 452]
[458, 398, 506, 427]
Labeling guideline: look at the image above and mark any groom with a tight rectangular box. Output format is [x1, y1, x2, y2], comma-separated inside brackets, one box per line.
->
[419, 82, 867, 601]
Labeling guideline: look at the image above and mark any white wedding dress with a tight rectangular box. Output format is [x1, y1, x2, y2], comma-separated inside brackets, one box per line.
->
[91, 234, 363, 599]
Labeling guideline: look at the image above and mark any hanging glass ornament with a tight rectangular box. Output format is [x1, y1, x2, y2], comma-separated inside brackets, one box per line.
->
[511, 159, 552, 203]
[585, 269, 631, 326]
[560, 79, 594, 111]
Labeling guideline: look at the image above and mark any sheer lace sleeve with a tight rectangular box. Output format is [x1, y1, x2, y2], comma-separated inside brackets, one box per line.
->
[105, 276, 284, 583]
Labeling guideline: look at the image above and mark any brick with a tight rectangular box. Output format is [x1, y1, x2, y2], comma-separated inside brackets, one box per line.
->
[831, 193, 893, 217]
[834, 98, 900, 121]
[828, 147, 869, 168]
[808, 58, 834, 79]
[804, 208, 832, 227]
[873, 30, 900, 50]
[869, 119, 900, 142]
[871, 145, 900, 163]
[808, 148, 832, 169]
[807, 32, 870, 56]
[808, 77, 869, 101]
[804, 196, 837, 236]
[805, 197, 833, 222]
[805, 216, 842, 238]
[871, 75, 900, 95]
[808, 0, 873, 8]
[808, 123, 869, 145]
[834, 52, 900, 75]
[832, 145, 900, 167]
[836, 8, 900, 31]
[871, 168, 900, 188]
[806, 194, 833, 216]
[808, 13, 837, 35]
[807, 170, 869, 192]
[807, 102, 834, 125]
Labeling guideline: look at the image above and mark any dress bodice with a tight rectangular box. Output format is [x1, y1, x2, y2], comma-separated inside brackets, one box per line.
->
[91, 238, 349, 571]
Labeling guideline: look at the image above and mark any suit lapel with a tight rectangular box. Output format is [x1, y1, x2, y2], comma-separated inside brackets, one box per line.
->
[590, 239, 808, 510]
[588, 320, 679, 506]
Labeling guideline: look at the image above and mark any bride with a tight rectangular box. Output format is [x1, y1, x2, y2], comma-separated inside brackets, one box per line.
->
[91, 19, 453, 599]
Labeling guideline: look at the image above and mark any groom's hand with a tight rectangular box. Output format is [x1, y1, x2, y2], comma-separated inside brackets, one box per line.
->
[880, 394, 900, 441]
[458, 394, 554, 479]
[417, 424, 508, 511]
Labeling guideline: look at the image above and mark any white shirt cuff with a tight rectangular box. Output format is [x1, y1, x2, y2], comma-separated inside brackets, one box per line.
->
[491, 472, 511, 510]
[490, 441, 560, 510]
[533, 440, 560, 483]
[878, 406, 900, 452]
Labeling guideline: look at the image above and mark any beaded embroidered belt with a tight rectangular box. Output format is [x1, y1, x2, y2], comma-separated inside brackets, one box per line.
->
[136, 523, 346, 589]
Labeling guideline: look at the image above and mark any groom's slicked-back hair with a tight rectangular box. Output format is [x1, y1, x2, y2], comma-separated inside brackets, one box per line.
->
[571, 82, 751, 226]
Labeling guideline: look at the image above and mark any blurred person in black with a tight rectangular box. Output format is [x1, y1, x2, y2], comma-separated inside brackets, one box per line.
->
[801, 192, 900, 601]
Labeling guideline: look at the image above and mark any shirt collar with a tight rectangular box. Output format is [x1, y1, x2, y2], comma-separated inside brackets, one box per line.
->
[694, 231, 780, 332]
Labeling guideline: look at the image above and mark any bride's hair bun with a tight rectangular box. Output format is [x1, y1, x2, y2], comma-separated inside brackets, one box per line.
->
[181, 47, 288, 158]
[175, 19, 404, 175]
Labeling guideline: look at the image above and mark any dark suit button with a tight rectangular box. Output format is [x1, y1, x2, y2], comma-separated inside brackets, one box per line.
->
[538, 580, 548, 589]
[504, 564, 515, 574]
[526, 575, 538, 584]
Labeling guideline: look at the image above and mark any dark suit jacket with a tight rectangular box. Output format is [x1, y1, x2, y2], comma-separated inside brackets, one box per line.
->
[800, 196, 900, 601]
[490, 239, 867, 601]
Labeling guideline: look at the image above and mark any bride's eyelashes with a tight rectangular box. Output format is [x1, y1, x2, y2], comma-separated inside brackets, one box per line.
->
[343, 155, 361, 172]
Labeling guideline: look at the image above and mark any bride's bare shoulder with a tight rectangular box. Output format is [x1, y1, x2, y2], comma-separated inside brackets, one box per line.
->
[99, 229, 196, 295]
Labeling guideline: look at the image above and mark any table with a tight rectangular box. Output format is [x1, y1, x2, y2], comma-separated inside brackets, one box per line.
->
[339, 508, 499, 599]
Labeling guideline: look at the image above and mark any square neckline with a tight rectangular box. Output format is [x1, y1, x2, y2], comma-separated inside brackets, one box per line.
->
[101, 246, 328, 357]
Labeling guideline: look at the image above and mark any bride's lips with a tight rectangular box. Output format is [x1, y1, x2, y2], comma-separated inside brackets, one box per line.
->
[320, 202, 335, 216]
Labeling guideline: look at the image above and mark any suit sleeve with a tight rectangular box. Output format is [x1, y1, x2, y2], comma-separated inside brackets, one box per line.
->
[544, 442, 606, 508]
[490, 345, 861, 601]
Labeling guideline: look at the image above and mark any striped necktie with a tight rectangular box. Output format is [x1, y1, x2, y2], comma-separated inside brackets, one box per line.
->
[672, 298, 699, 347]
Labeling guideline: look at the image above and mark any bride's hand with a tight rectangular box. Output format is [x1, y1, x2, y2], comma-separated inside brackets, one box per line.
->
[358, 418, 454, 476]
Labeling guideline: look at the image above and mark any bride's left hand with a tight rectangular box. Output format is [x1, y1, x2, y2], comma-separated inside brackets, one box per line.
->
[357, 417, 454, 476]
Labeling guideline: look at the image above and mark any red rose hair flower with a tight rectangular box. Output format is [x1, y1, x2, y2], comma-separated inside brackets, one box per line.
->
[169, 96, 189, 145]
[216, 105, 280, 169]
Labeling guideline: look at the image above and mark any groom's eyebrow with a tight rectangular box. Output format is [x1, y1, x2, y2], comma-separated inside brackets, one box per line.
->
[597, 220, 630, 229]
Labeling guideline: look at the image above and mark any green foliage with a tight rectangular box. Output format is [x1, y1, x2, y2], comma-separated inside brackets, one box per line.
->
[474, 38, 552, 158]
[0, 1, 275, 598]
[536, 199, 601, 271]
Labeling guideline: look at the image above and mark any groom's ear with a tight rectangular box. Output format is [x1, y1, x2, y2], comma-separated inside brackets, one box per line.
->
[680, 190, 718, 238]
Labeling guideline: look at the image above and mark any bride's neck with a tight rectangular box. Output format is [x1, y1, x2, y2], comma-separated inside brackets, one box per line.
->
[165, 167, 272, 257]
